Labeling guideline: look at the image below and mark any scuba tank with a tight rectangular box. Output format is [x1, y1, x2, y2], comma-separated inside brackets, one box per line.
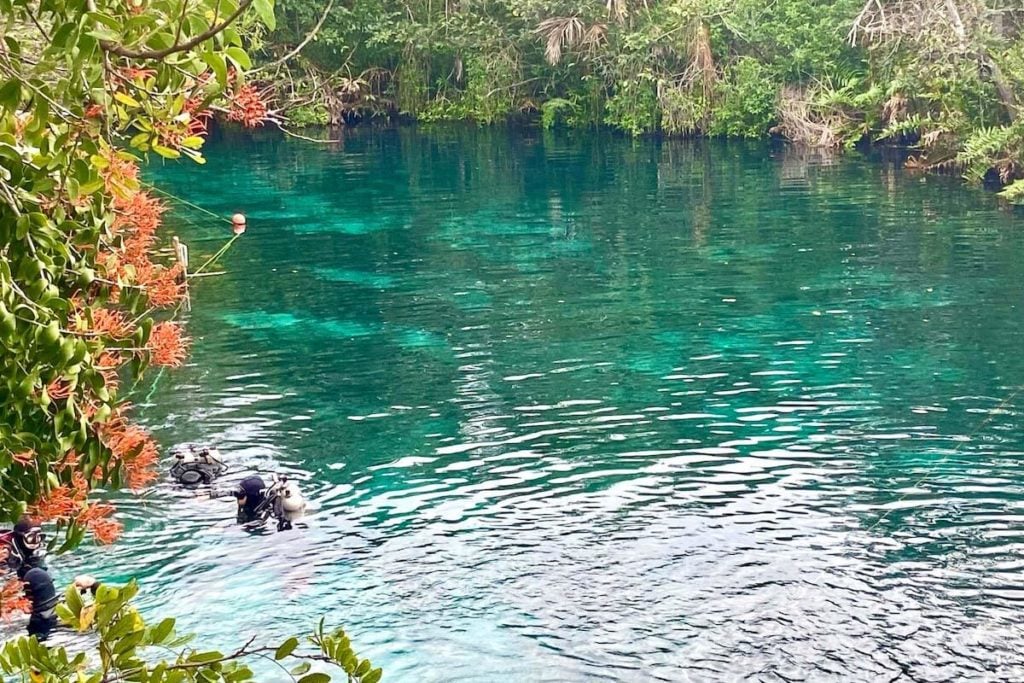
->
[264, 475, 307, 531]
[169, 443, 227, 487]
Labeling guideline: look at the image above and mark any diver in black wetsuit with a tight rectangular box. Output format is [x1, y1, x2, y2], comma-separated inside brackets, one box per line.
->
[22, 569, 100, 640]
[23, 567, 59, 639]
[233, 475, 268, 525]
[1, 518, 47, 579]
[224, 474, 307, 530]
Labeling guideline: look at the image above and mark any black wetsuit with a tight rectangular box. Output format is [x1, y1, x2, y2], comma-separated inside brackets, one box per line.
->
[1, 521, 47, 579]
[23, 569, 102, 641]
[23, 568, 59, 640]
[236, 475, 268, 524]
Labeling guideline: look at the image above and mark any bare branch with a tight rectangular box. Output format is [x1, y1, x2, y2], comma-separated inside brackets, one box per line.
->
[251, 0, 335, 74]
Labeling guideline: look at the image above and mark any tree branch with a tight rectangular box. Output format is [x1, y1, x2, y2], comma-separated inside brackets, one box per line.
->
[251, 0, 334, 74]
[87, 0, 254, 60]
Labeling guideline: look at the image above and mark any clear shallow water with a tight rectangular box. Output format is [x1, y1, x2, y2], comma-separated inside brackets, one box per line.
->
[56, 128, 1024, 681]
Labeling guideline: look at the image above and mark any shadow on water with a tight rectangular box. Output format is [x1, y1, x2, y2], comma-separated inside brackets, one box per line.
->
[55, 125, 1024, 681]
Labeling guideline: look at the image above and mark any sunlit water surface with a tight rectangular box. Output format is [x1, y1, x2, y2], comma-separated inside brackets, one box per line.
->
[50, 128, 1024, 680]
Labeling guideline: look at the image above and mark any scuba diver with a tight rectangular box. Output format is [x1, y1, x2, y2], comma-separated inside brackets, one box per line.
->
[1, 517, 47, 579]
[219, 474, 307, 531]
[169, 443, 227, 488]
[233, 475, 268, 526]
[22, 569, 100, 640]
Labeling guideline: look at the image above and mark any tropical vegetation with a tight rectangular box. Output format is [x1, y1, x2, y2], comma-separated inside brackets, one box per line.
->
[2, 580, 380, 682]
[257, 0, 1024, 198]
[0, 0, 378, 677]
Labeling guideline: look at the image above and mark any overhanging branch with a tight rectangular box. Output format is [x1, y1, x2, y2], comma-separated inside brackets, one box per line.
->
[251, 0, 334, 74]
[87, 0, 254, 60]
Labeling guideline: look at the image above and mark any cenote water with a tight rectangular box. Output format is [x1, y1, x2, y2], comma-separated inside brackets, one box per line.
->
[56, 128, 1024, 680]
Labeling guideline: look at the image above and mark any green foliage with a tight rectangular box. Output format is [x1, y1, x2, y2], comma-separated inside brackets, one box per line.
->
[290, 103, 333, 126]
[957, 123, 1024, 182]
[998, 179, 1024, 204]
[541, 98, 576, 129]
[0, 582, 382, 682]
[710, 57, 778, 138]
[604, 80, 659, 136]
[256, 0, 1024, 191]
[0, 0, 273, 540]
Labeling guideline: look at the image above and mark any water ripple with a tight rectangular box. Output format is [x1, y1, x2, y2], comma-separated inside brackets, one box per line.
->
[50, 130, 1024, 681]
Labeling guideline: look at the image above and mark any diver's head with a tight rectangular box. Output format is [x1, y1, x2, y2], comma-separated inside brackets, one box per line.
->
[14, 517, 43, 552]
[234, 475, 266, 508]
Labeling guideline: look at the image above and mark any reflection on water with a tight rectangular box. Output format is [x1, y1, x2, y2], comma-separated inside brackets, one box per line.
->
[53, 128, 1024, 681]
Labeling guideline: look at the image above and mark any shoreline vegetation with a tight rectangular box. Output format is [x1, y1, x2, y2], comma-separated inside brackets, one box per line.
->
[251, 0, 1024, 203]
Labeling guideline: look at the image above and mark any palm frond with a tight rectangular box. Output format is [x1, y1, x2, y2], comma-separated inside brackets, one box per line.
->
[534, 16, 586, 66]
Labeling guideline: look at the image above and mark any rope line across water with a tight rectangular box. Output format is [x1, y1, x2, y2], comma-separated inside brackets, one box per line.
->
[861, 386, 1023, 536]
[143, 182, 233, 225]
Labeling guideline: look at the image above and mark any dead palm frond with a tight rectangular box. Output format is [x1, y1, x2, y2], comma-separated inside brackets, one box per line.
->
[582, 23, 608, 58]
[535, 16, 586, 66]
[606, 0, 626, 24]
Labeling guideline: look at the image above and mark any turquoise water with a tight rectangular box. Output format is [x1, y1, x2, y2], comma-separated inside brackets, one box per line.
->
[59, 128, 1024, 680]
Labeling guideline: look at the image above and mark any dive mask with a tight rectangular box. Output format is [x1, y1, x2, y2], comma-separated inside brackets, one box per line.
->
[21, 526, 43, 550]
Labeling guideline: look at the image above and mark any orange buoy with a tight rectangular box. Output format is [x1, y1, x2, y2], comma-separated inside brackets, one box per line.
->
[231, 213, 247, 235]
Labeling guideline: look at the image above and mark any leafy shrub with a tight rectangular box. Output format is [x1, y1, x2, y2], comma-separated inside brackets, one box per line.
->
[604, 80, 659, 136]
[710, 57, 778, 138]
[541, 98, 577, 128]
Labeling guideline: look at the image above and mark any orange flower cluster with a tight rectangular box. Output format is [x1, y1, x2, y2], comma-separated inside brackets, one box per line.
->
[30, 472, 124, 544]
[0, 578, 30, 618]
[154, 119, 188, 151]
[98, 159, 186, 311]
[95, 351, 123, 393]
[31, 472, 88, 520]
[56, 450, 80, 472]
[79, 502, 123, 544]
[86, 307, 133, 339]
[47, 377, 72, 400]
[133, 261, 185, 307]
[148, 321, 190, 367]
[227, 84, 269, 128]
[0, 547, 28, 618]
[99, 409, 159, 490]
[185, 98, 213, 137]
[99, 148, 140, 196]
[113, 189, 164, 243]
[119, 66, 156, 82]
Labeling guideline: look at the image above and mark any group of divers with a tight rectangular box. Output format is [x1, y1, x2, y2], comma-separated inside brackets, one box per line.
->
[1, 444, 307, 642]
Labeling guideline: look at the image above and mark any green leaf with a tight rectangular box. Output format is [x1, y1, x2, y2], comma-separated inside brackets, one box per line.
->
[274, 637, 299, 660]
[114, 92, 140, 108]
[253, 0, 276, 30]
[363, 668, 383, 683]
[201, 52, 227, 87]
[85, 27, 121, 43]
[112, 629, 145, 655]
[152, 144, 181, 159]
[0, 79, 20, 111]
[64, 583, 84, 618]
[225, 46, 251, 70]
[150, 617, 175, 644]
[297, 674, 330, 683]
[290, 662, 311, 676]
[187, 651, 224, 664]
